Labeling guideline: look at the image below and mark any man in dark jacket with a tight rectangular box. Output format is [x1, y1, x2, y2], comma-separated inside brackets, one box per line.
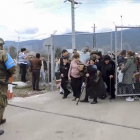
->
[59, 49, 68, 94]
[101, 55, 116, 99]
[30, 53, 42, 91]
[60, 56, 70, 99]
[60, 49, 68, 67]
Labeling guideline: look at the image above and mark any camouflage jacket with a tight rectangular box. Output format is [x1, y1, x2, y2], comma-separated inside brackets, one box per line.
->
[0, 50, 15, 82]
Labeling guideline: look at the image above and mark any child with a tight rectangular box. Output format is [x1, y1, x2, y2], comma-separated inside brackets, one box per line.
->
[60, 56, 70, 99]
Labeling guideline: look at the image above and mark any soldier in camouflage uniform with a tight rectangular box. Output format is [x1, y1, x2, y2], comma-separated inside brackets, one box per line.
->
[0, 38, 15, 135]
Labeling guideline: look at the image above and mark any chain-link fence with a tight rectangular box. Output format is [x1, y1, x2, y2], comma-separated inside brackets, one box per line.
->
[115, 26, 140, 97]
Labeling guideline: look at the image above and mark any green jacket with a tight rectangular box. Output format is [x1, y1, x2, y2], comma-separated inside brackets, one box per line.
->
[0, 50, 8, 81]
[121, 57, 137, 84]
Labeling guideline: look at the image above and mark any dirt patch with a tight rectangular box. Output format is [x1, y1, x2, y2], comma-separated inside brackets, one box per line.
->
[13, 86, 48, 98]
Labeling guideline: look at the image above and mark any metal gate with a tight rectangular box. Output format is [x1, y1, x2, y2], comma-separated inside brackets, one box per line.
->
[115, 26, 140, 96]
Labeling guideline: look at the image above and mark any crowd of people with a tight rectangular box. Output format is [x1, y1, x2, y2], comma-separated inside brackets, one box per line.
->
[0, 36, 140, 135]
[58, 47, 140, 103]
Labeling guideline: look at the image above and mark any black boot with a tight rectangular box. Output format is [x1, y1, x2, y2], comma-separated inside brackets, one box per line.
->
[0, 119, 6, 125]
[90, 98, 98, 104]
[80, 99, 89, 103]
[0, 130, 4, 135]
[60, 92, 63, 95]
[62, 95, 67, 99]
[109, 96, 116, 100]
[100, 94, 107, 100]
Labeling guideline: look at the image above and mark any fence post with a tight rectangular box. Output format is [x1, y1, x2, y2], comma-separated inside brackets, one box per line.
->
[51, 35, 55, 91]
[115, 26, 118, 96]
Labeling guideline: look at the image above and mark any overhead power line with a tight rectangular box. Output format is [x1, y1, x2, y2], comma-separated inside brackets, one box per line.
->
[21, 33, 49, 40]
[35, 1, 62, 8]
[40, 4, 70, 15]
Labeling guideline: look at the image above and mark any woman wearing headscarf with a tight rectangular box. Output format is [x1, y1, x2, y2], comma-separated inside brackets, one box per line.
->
[100, 55, 116, 99]
[80, 64, 106, 104]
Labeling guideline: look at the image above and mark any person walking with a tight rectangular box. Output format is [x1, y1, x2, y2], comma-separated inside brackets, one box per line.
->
[68, 53, 82, 101]
[40, 56, 47, 86]
[18, 48, 28, 82]
[60, 57, 70, 99]
[101, 55, 116, 99]
[30, 53, 42, 91]
[81, 65, 105, 104]
[0, 38, 15, 135]
[96, 52, 107, 99]
[59, 50, 68, 94]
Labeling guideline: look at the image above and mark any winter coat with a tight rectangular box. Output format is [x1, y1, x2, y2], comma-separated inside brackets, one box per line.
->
[96, 58, 103, 71]
[100, 60, 116, 82]
[85, 65, 106, 98]
[121, 57, 137, 84]
[117, 56, 125, 65]
[60, 63, 70, 79]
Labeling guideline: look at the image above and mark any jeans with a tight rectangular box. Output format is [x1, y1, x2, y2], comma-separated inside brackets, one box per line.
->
[40, 70, 46, 86]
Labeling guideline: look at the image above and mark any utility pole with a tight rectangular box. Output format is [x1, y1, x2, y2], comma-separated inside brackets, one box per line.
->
[92, 24, 96, 49]
[14, 30, 20, 61]
[111, 30, 113, 57]
[121, 15, 123, 51]
[65, 0, 79, 50]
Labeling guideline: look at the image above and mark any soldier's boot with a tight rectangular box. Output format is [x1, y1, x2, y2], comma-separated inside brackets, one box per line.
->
[0, 130, 4, 135]
[0, 106, 6, 125]
[0, 119, 6, 125]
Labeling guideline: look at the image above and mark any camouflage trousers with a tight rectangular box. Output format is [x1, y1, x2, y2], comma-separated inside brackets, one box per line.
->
[0, 84, 8, 123]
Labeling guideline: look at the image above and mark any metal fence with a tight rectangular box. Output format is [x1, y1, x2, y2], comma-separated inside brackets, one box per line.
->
[115, 26, 140, 97]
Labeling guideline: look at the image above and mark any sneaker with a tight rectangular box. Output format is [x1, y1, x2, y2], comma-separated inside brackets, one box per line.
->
[126, 97, 134, 102]
[72, 97, 76, 101]
[76, 98, 80, 102]
[0, 119, 6, 125]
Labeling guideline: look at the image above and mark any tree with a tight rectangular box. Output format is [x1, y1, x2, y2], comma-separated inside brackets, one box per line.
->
[9, 46, 17, 59]
[55, 47, 62, 58]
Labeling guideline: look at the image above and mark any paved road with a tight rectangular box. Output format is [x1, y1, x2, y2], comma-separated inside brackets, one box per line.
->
[1, 91, 140, 140]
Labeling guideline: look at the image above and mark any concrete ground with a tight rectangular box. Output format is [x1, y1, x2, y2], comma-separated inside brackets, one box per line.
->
[1, 91, 140, 140]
